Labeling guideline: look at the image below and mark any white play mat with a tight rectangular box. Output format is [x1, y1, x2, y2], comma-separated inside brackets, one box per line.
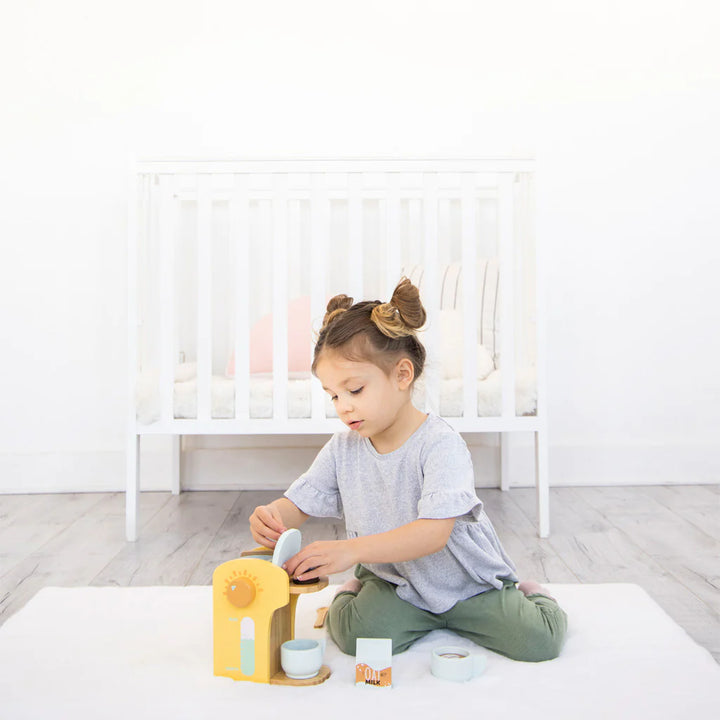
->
[0, 583, 718, 719]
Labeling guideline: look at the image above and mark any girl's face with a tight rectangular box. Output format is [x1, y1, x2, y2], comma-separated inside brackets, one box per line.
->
[315, 350, 415, 441]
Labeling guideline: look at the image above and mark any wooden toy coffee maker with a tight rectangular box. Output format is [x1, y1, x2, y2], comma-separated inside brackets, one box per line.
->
[212, 530, 331, 685]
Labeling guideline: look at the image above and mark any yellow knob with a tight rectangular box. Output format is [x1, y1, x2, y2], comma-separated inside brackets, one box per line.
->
[227, 578, 256, 608]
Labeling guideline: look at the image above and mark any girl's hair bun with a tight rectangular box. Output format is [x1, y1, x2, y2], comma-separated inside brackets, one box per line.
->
[390, 276, 426, 330]
[322, 294, 354, 328]
[371, 277, 426, 338]
[312, 277, 426, 381]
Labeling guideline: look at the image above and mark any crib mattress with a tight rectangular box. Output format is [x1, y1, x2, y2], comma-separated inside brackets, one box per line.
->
[136, 370, 537, 424]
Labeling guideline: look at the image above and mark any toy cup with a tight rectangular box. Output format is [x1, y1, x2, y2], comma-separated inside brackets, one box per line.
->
[281, 638, 325, 680]
[430, 645, 486, 682]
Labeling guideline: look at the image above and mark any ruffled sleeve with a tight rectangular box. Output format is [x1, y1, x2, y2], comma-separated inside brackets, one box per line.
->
[284, 436, 343, 519]
[416, 430, 482, 521]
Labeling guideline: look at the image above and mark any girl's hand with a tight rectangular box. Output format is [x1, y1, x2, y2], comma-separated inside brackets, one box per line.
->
[249, 504, 287, 548]
[283, 540, 357, 582]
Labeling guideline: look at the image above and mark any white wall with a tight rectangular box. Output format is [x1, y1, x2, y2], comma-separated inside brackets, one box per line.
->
[1, 0, 718, 492]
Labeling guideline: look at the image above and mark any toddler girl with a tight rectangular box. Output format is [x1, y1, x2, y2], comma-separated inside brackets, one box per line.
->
[250, 278, 567, 662]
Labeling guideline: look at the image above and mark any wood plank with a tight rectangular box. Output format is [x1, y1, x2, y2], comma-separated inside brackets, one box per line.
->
[568, 486, 720, 654]
[646, 579, 720, 655]
[0, 493, 170, 625]
[579, 486, 720, 566]
[510, 486, 613, 536]
[0, 494, 58, 531]
[480, 489, 578, 583]
[0, 494, 105, 563]
[656, 553, 720, 615]
[188, 490, 275, 585]
[542, 523, 720, 654]
[189, 490, 349, 585]
[512, 487, 679, 587]
[91, 491, 239, 587]
[506, 485, 720, 653]
[641, 484, 720, 542]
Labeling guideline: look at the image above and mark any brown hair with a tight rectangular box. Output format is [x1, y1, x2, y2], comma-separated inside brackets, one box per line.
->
[312, 277, 427, 381]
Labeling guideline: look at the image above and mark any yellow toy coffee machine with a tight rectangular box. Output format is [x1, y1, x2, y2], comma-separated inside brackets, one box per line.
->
[212, 541, 330, 685]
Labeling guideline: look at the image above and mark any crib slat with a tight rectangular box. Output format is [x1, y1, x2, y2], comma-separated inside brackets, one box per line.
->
[272, 173, 289, 421]
[422, 173, 440, 414]
[127, 166, 140, 428]
[232, 174, 250, 420]
[526, 173, 545, 421]
[499, 173, 516, 418]
[461, 174, 479, 419]
[196, 174, 213, 421]
[126, 161, 140, 541]
[310, 173, 329, 420]
[385, 173, 402, 296]
[159, 174, 177, 423]
[139, 174, 153, 376]
[347, 173, 363, 300]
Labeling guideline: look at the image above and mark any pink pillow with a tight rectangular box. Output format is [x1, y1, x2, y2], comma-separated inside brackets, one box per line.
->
[226, 296, 312, 376]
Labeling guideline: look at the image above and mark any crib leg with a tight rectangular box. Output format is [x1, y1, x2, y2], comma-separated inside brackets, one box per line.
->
[499, 433, 511, 491]
[535, 428, 550, 538]
[171, 435, 182, 495]
[126, 433, 140, 542]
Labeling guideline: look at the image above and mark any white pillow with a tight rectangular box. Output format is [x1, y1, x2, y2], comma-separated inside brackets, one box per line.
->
[421, 310, 495, 380]
[474, 344, 495, 381]
[175, 361, 197, 382]
[440, 342, 494, 381]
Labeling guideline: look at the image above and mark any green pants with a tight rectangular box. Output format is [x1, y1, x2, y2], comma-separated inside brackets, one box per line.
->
[327, 566, 567, 663]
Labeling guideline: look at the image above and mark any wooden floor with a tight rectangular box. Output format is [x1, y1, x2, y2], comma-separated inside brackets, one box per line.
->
[1, 485, 718, 663]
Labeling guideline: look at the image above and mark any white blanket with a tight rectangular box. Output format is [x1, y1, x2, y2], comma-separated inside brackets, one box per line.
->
[1, 584, 718, 719]
[135, 368, 538, 423]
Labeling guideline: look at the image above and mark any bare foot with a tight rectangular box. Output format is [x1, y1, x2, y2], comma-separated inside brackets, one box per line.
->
[335, 578, 362, 595]
[518, 580, 555, 600]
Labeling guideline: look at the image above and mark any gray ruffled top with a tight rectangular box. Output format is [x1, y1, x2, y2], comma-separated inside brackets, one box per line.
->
[284, 413, 517, 613]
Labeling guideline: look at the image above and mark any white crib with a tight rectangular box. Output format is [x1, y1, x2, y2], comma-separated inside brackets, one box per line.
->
[127, 159, 548, 540]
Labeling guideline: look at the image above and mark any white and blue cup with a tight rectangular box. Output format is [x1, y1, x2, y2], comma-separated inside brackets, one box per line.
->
[280, 638, 325, 680]
[430, 645, 487, 682]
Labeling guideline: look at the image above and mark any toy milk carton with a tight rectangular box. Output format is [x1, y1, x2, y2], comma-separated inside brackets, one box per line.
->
[355, 638, 392, 688]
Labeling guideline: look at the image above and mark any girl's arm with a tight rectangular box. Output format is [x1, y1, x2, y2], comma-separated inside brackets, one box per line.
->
[249, 497, 309, 548]
[283, 517, 456, 581]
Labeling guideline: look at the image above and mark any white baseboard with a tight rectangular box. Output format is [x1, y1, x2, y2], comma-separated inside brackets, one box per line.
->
[0, 442, 718, 494]
[0, 451, 125, 494]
